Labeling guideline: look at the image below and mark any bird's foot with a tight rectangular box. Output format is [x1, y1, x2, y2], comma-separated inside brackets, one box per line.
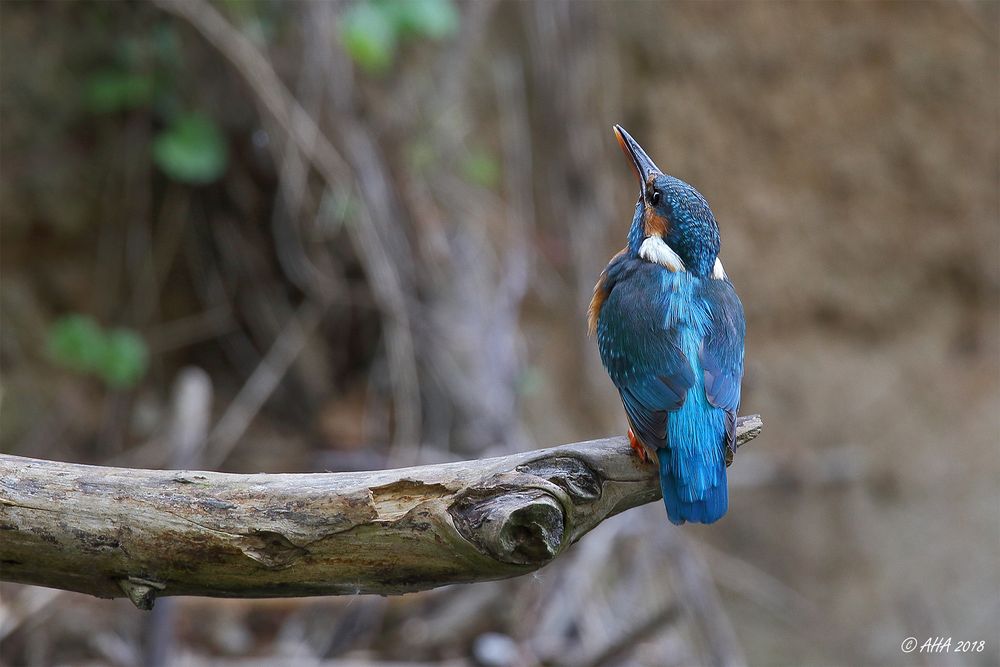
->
[627, 428, 650, 464]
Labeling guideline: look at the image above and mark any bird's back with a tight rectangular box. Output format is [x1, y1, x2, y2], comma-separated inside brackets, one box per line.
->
[659, 271, 729, 524]
[596, 258, 743, 524]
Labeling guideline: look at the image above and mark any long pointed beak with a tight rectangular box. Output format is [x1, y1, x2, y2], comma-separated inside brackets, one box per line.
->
[613, 125, 661, 189]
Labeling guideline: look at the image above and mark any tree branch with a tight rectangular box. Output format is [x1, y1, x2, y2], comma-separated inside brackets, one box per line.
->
[0, 416, 762, 609]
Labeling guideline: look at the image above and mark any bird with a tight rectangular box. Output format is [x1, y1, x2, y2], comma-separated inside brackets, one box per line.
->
[588, 125, 745, 525]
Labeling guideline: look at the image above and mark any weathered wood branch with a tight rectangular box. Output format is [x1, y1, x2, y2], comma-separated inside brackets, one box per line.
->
[0, 416, 761, 609]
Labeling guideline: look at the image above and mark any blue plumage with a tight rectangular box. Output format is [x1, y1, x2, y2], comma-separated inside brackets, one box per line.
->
[590, 126, 746, 525]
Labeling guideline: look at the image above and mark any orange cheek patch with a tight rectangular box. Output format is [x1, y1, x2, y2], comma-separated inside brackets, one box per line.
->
[643, 207, 669, 238]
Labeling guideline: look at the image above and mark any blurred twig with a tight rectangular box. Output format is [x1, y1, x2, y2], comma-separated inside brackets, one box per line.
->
[670, 536, 746, 667]
[206, 297, 329, 469]
[578, 603, 683, 667]
[145, 306, 237, 354]
[0, 587, 62, 643]
[695, 539, 819, 626]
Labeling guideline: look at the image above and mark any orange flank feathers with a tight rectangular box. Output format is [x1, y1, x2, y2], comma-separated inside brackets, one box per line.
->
[588, 272, 609, 337]
[588, 247, 627, 336]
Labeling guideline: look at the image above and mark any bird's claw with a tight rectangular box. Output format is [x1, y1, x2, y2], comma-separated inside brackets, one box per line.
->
[627, 427, 650, 464]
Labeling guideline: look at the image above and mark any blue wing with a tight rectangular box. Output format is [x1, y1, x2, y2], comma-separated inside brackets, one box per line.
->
[696, 277, 745, 463]
[595, 257, 695, 451]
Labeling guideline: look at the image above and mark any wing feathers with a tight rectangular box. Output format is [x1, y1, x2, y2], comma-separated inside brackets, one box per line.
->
[697, 278, 746, 461]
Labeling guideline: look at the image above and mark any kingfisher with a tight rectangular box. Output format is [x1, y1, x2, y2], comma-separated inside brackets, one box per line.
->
[589, 125, 745, 525]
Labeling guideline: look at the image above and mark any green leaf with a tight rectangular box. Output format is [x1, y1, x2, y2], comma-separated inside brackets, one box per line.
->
[85, 70, 155, 113]
[340, 2, 398, 74]
[153, 113, 228, 184]
[99, 329, 149, 389]
[47, 315, 107, 375]
[46, 315, 149, 389]
[391, 0, 458, 40]
[461, 148, 501, 189]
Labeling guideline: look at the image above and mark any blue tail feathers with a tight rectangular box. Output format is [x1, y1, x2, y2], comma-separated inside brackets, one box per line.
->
[658, 447, 728, 524]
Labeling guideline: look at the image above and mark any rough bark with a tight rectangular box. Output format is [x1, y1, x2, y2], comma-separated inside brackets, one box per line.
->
[0, 415, 762, 609]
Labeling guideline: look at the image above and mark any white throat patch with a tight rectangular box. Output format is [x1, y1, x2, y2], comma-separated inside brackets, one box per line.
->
[711, 257, 727, 280]
[639, 237, 728, 280]
[639, 236, 685, 272]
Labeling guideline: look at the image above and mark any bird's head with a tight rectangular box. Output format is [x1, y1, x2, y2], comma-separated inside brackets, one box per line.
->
[614, 125, 721, 277]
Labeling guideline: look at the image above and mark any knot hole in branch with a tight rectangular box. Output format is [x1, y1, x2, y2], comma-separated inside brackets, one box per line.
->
[448, 456, 602, 566]
[450, 490, 563, 566]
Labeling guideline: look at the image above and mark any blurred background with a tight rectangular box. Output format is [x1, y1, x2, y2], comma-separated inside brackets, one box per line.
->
[1, 1, 998, 666]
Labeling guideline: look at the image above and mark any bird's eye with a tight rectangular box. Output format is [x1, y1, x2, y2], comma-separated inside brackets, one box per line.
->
[649, 190, 661, 206]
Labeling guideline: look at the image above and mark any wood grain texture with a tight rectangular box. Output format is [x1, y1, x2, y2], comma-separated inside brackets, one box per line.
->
[0, 415, 762, 608]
